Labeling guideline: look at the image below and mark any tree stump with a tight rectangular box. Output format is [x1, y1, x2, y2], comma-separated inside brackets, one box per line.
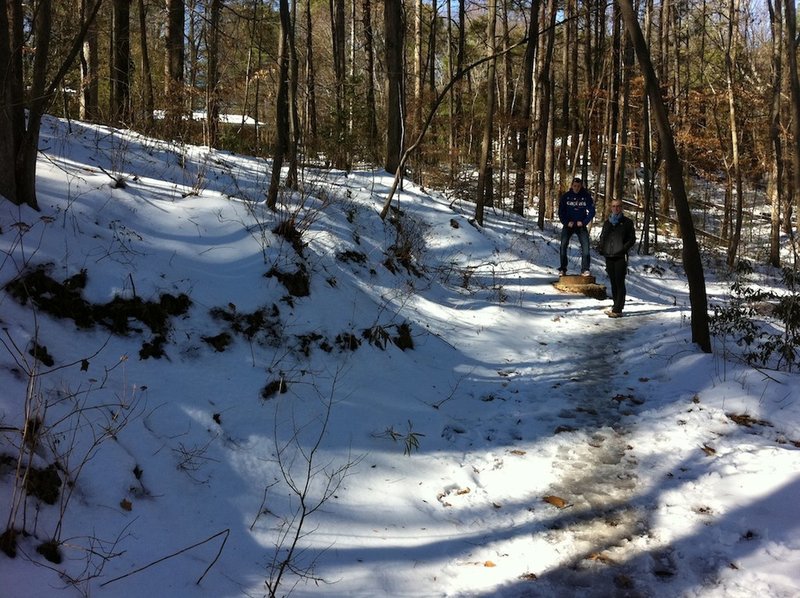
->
[553, 274, 607, 300]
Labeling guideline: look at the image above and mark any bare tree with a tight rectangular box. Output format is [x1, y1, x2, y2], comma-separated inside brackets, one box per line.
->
[768, 0, 784, 267]
[111, 0, 132, 124]
[267, 0, 292, 210]
[0, 0, 103, 209]
[414, 0, 424, 137]
[206, 0, 223, 147]
[446, 0, 465, 182]
[384, 0, 404, 174]
[603, 2, 622, 212]
[784, 0, 800, 234]
[330, 0, 348, 169]
[475, 0, 498, 226]
[165, 0, 186, 130]
[80, 0, 99, 121]
[725, 0, 745, 267]
[242, 0, 265, 152]
[137, 0, 155, 127]
[362, 0, 379, 157]
[286, 0, 300, 189]
[511, 0, 542, 216]
[304, 0, 318, 147]
[535, 0, 557, 229]
[618, 0, 711, 352]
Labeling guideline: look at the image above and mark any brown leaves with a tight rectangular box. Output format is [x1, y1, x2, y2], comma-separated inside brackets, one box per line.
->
[542, 495, 568, 509]
[586, 552, 616, 564]
[726, 412, 772, 428]
[437, 486, 471, 507]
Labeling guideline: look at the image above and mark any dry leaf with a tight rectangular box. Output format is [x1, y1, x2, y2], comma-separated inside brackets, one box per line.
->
[727, 413, 771, 428]
[120, 498, 133, 511]
[509, 449, 526, 456]
[543, 495, 568, 508]
[484, 560, 496, 567]
[587, 552, 616, 564]
[456, 487, 471, 496]
[701, 444, 716, 456]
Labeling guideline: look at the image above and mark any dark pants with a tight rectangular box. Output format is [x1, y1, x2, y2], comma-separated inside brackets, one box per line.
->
[605, 256, 627, 313]
[559, 226, 590, 273]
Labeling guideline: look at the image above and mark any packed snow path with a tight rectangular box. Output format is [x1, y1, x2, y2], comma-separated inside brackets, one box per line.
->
[527, 311, 653, 596]
[427, 292, 666, 597]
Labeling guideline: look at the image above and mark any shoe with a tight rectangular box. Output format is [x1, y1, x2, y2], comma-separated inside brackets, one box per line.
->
[581, 270, 591, 277]
[607, 311, 622, 318]
[557, 269, 566, 276]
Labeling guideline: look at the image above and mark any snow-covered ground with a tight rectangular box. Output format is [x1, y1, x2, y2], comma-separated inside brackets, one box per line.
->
[1, 117, 799, 597]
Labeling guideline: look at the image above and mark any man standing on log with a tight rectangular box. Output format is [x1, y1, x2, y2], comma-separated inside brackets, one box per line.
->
[557, 177, 595, 277]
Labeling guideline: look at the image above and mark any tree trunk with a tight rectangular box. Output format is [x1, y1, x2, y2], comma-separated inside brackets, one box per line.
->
[1, 0, 102, 209]
[512, 0, 541, 216]
[535, 0, 556, 229]
[165, 0, 186, 131]
[641, 92, 655, 253]
[784, 0, 800, 232]
[187, 0, 200, 114]
[640, 0, 660, 254]
[111, 0, 131, 124]
[287, 0, 300, 189]
[657, 0, 671, 221]
[618, 0, 711, 353]
[475, 0, 497, 226]
[725, 0, 744, 267]
[80, 0, 99, 121]
[305, 0, 318, 147]
[414, 0, 423, 138]
[0, 2, 19, 204]
[384, 0, 403, 175]
[614, 32, 633, 203]
[267, 0, 292, 210]
[768, 0, 783, 267]
[330, 0, 347, 169]
[362, 0, 379, 159]
[19, 0, 51, 211]
[205, 0, 222, 147]
[447, 0, 465, 183]
[137, 0, 155, 127]
[498, 0, 511, 204]
[428, 0, 437, 109]
[604, 3, 622, 213]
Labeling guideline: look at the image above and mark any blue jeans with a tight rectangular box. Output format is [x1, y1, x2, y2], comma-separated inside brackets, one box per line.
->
[559, 225, 590, 273]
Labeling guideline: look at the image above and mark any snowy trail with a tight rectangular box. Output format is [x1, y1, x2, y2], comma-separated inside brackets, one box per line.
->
[520, 311, 654, 596]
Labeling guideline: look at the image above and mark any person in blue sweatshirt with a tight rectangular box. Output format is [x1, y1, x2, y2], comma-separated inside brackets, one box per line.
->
[558, 177, 595, 276]
[597, 199, 636, 318]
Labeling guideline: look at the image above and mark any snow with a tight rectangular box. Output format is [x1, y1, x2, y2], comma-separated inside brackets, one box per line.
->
[1, 116, 799, 597]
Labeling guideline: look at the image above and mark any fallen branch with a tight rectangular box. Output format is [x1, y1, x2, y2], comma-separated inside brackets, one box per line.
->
[100, 528, 230, 587]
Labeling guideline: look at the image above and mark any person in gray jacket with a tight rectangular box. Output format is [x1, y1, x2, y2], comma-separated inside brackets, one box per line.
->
[597, 200, 636, 318]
